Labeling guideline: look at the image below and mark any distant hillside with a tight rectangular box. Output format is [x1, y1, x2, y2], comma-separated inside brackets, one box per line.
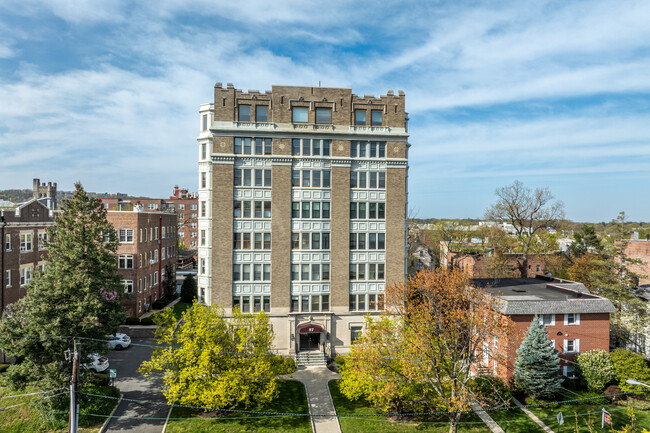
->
[0, 189, 135, 207]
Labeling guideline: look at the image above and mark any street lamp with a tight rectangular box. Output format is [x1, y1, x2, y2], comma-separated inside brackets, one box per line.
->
[626, 379, 650, 388]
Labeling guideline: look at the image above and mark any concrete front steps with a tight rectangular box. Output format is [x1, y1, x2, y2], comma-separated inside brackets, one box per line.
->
[296, 351, 327, 367]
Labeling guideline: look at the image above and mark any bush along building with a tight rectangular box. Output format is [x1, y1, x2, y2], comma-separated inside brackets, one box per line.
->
[473, 276, 616, 380]
[106, 209, 177, 317]
[197, 83, 409, 359]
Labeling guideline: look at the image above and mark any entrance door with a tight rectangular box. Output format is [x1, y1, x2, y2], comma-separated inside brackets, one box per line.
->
[299, 332, 320, 351]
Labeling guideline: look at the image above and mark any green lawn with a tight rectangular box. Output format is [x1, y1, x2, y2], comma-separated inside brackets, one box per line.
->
[329, 379, 492, 432]
[0, 385, 113, 433]
[526, 390, 650, 432]
[151, 301, 192, 321]
[165, 379, 311, 433]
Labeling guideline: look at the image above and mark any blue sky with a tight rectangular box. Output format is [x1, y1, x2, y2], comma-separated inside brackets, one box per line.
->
[1, 1, 649, 222]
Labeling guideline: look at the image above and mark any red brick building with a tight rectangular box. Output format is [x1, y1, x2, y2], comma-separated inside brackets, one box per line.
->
[474, 276, 615, 380]
[450, 252, 557, 279]
[1, 199, 56, 309]
[101, 186, 198, 250]
[624, 236, 650, 287]
[106, 210, 178, 317]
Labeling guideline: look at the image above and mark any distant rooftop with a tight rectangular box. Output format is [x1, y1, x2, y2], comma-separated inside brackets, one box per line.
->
[473, 276, 616, 315]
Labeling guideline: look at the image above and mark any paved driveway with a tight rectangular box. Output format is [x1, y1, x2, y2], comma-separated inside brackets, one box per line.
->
[102, 338, 169, 433]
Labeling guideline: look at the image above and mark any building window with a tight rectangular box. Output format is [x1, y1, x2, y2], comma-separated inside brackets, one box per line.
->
[292, 138, 330, 156]
[564, 339, 580, 353]
[351, 141, 386, 158]
[235, 138, 272, 155]
[292, 107, 308, 123]
[349, 293, 384, 312]
[20, 232, 33, 252]
[291, 232, 330, 250]
[201, 143, 207, 160]
[539, 314, 555, 326]
[200, 230, 206, 246]
[191, 204, 197, 210]
[202, 114, 208, 131]
[562, 365, 577, 378]
[565, 313, 580, 325]
[118, 255, 134, 269]
[119, 228, 134, 243]
[179, 204, 185, 210]
[190, 240, 196, 247]
[38, 232, 48, 250]
[292, 169, 331, 188]
[20, 266, 33, 287]
[354, 110, 366, 126]
[201, 172, 207, 188]
[290, 294, 329, 312]
[315, 108, 331, 124]
[124, 280, 134, 294]
[256, 106, 268, 122]
[232, 264, 270, 281]
[200, 258, 206, 275]
[5, 270, 11, 287]
[238, 105, 251, 121]
[201, 201, 206, 217]
[4, 234, 10, 251]
[351, 326, 363, 343]
[371, 110, 382, 126]
[350, 233, 385, 250]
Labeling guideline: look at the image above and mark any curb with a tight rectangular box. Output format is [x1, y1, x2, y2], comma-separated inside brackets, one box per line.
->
[162, 402, 174, 433]
[98, 392, 123, 433]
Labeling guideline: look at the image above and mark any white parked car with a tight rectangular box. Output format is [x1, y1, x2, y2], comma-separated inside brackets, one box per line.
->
[84, 354, 109, 373]
[106, 333, 131, 350]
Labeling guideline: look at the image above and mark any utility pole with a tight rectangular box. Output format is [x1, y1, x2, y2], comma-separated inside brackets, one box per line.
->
[69, 340, 80, 433]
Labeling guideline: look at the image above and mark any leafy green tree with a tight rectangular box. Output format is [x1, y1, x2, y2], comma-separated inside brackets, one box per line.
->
[0, 184, 125, 412]
[513, 317, 563, 399]
[180, 274, 197, 303]
[569, 224, 602, 257]
[139, 303, 289, 409]
[485, 180, 565, 278]
[610, 349, 650, 393]
[162, 263, 176, 300]
[576, 350, 615, 392]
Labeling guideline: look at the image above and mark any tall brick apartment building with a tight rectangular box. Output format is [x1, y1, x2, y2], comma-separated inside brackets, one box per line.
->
[101, 186, 198, 249]
[197, 83, 409, 357]
[474, 276, 616, 380]
[1, 199, 56, 309]
[106, 210, 177, 317]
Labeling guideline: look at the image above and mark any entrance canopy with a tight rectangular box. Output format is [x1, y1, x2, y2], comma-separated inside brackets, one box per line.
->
[298, 324, 323, 334]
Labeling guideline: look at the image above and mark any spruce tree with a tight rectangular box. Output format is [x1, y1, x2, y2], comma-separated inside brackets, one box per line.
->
[180, 274, 197, 303]
[0, 183, 126, 392]
[513, 316, 563, 399]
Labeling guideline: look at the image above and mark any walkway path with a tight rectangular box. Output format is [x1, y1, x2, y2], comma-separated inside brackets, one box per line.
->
[287, 366, 342, 433]
[512, 398, 555, 433]
[140, 297, 181, 319]
[469, 401, 505, 433]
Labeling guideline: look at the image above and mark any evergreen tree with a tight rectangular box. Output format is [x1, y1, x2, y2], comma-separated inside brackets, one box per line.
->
[162, 263, 176, 300]
[513, 316, 563, 399]
[0, 183, 126, 392]
[180, 274, 197, 303]
[569, 224, 602, 257]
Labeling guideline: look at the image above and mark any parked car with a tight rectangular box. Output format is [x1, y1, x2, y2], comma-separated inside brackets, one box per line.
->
[84, 354, 109, 373]
[107, 333, 131, 350]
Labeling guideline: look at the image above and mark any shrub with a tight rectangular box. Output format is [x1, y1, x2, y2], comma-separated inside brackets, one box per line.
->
[86, 372, 110, 386]
[605, 384, 623, 402]
[470, 375, 511, 407]
[272, 356, 297, 374]
[139, 317, 155, 326]
[576, 349, 615, 392]
[124, 317, 140, 325]
[610, 349, 650, 392]
[151, 298, 170, 310]
[78, 384, 121, 427]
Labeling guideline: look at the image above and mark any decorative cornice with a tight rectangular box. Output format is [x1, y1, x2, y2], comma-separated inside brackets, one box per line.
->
[211, 155, 235, 164]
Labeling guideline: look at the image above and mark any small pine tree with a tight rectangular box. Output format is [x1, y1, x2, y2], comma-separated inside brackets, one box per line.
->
[513, 316, 563, 399]
[162, 263, 176, 300]
[180, 274, 197, 303]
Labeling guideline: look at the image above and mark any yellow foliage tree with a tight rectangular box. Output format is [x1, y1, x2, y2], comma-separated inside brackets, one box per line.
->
[340, 268, 513, 433]
[139, 302, 288, 409]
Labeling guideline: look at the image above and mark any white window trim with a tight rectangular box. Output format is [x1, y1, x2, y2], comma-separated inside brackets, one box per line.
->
[563, 338, 580, 354]
[564, 313, 581, 326]
[539, 314, 555, 326]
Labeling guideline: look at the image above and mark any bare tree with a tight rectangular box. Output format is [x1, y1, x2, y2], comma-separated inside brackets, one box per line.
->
[485, 180, 564, 278]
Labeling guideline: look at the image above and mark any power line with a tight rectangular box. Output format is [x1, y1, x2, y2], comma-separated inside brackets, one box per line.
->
[0, 387, 67, 399]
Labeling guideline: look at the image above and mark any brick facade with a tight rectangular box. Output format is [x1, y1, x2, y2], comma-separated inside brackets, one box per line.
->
[106, 211, 178, 317]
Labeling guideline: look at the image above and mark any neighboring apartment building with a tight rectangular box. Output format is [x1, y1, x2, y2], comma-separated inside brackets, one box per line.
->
[473, 276, 616, 380]
[450, 252, 559, 279]
[624, 234, 650, 287]
[197, 83, 409, 357]
[101, 186, 198, 249]
[1, 199, 56, 308]
[106, 210, 177, 317]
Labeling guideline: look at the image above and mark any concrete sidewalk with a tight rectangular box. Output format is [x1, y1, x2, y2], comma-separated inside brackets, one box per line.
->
[513, 398, 555, 433]
[140, 297, 181, 319]
[287, 366, 342, 433]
